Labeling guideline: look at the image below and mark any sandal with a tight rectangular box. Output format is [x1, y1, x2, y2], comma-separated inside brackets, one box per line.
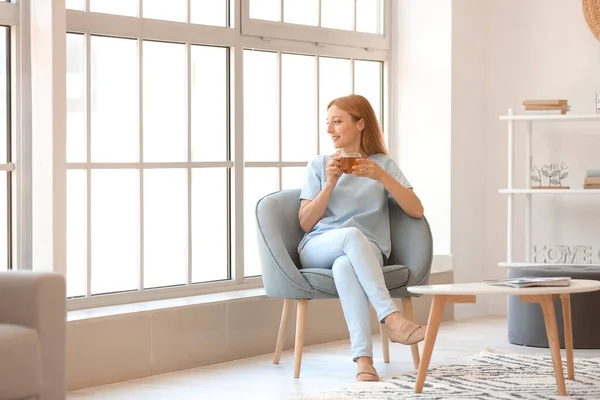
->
[356, 366, 380, 382]
[386, 320, 426, 345]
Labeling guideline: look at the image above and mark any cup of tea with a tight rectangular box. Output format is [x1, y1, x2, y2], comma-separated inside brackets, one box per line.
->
[340, 153, 362, 174]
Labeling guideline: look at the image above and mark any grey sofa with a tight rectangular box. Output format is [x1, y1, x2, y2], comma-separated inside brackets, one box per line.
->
[0, 271, 66, 400]
[255, 189, 433, 377]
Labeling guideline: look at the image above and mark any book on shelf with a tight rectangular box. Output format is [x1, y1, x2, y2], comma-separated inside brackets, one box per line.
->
[584, 177, 600, 185]
[587, 169, 600, 178]
[484, 276, 571, 288]
[584, 184, 600, 189]
[522, 99, 570, 115]
[524, 104, 569, 110]
[523, 99, 568, 106]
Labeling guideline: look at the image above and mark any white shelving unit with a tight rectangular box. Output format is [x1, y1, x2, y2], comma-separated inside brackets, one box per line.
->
[499, 189, 600, 194]
[499, 262, 600, 268]
[500, 114, 600, 122]
[498, 109, 600, 269]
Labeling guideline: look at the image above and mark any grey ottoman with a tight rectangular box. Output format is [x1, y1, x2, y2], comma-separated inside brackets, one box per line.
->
[508, 266, 600, 349]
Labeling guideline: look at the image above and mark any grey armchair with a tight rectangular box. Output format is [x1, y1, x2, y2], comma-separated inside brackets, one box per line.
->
[255, 189, 433, 378]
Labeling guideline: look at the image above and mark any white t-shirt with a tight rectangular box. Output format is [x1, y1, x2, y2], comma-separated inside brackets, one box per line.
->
[298, 153, 412, 260]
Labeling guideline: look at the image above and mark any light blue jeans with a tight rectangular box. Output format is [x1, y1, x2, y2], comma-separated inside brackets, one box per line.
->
[299, 227, 400, 361]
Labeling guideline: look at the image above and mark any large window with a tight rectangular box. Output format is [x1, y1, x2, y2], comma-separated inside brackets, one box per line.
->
[0, 27, 8, 271]
[63, 0, 388, 306]
[242, 51, 383, 277]
[244, 0, 389, 50]
[0, 0, 19, 272]
[66, 34, 231, 298]
[249, 0, 383, 34]
[0, 24, 15, 272]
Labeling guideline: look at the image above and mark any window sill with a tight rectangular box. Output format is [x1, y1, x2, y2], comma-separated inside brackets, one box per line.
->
[67, 287, 267, 322]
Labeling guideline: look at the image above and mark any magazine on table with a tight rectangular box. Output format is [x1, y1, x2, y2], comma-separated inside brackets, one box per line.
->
[484, 276, 571, 288]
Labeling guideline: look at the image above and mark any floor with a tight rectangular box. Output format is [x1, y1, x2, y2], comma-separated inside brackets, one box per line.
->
[67, 315, 600, 400]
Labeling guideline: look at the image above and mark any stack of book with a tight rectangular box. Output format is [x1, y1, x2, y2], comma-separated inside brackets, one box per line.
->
[584, 169, 600, 189]
[523, 99, 571, 114]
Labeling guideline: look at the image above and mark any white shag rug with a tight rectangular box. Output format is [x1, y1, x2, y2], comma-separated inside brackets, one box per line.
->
[291, 348, 600, 399]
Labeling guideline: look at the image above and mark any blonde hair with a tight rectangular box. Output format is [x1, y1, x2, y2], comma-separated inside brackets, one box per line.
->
[327, 94, 387, 157]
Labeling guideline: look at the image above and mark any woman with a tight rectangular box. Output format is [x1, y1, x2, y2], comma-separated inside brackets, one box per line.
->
[298, 94, 426, 382]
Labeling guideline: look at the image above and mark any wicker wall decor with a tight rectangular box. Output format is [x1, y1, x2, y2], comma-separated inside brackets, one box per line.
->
[584, 0, 600, 41]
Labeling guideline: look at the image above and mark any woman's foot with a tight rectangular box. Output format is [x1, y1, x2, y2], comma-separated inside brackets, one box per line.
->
[355, 357, 379, 382]
[384, 312, 426, 345]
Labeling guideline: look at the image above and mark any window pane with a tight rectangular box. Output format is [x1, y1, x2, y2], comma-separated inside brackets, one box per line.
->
[66, 33, 86, 163]
[319, 57, 351, 155]
[191, 46, 228, 162]
[191, 0, 228, 27]
[283, 0, 318, 26]
[90, 0, 138, 17]
[321, 0, 353, 31]
[0, 173, 6, 270]
[0, 29, 7, 271]
[66, 0, 85, 11]
[67, 170, 87, 298]
[144, 169, 187, 289]
[282, 54, 316, 162]
[244, 50, 278, 161]
[354, 60, 382, 126]
[249, 0, 281, 22]
[91, 36, 138, 162]
[11, 166, 15, 269]
[282, 167, 306, 190]
[356, 0, 382, 34]
[143, 41, 186, 162]
[244, 168, 278, 277]
[0, 27, 7, 165]
[0, 29, 6, 271]
[143, 0, 186, 22]
[192, 168, 228, 283]
[91, 170, 139, 295]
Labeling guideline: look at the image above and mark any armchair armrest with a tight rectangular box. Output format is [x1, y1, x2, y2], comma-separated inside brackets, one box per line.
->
[388, 197, 434, 288]
[0, 271, 66, 399]
[256, 195, 314, 299]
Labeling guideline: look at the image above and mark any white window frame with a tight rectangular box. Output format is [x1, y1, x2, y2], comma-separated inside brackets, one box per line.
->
[1, 1, 24, 272]
[24, 0, 392, 310]
[240, 0, 391, 51]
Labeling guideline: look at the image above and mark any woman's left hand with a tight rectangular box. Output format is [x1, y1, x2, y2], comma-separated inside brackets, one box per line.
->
[352, 159, 385, 181]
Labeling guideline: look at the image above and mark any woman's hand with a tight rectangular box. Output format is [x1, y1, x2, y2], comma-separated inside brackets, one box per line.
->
[352, 159, 384, 181]
[325, 155, 342, 188]
[299, 153, 340, 232]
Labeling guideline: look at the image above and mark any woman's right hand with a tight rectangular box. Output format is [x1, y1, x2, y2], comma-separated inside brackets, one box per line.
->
[299, 154, 340, 232]
[325, 155, 342, 187]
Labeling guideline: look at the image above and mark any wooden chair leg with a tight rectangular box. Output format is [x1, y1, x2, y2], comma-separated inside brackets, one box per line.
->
[273, 298, 293, 364]
[380, 323, 390, 363]
[401, 297, 421, 370]
[294, 299, 308, 378]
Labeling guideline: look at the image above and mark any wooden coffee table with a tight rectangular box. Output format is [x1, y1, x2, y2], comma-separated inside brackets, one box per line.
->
[407, 279, 600, 396]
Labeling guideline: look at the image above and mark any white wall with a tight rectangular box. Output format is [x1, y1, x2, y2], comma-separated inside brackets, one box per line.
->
[394, 0, 600, 318]
[392, 0, 452, 256]
[450, 0, 488, 318]
[483, 0, 600, 315]
[393, 0, 489, 317]
[448, 0, 600, 316]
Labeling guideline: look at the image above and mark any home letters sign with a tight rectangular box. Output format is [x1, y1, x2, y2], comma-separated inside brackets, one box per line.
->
[533, 245, 593, 264]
